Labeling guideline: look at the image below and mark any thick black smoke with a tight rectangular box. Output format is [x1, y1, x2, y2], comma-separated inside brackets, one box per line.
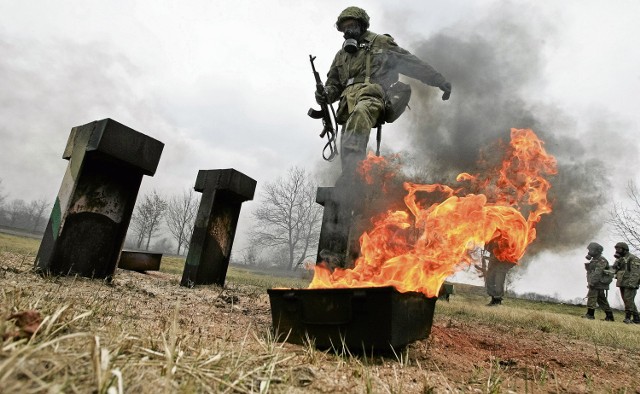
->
[390, 5, 620, 255]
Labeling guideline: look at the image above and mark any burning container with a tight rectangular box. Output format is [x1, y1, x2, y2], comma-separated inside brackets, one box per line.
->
[267, 286, 437, 352]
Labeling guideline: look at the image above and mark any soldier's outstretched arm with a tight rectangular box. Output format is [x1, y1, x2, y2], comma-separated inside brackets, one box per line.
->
[387, 38, 451, 100]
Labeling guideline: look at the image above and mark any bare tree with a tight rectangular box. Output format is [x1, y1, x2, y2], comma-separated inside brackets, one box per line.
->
[130, 190, 167, 250]
[609, 181, 640, 251]
[5, 199, 29, 228]
[239, 245, 259, 266]
[165, 188, 199, 255]
[251, 167, 323, 270]
[28, 198, 50, 232]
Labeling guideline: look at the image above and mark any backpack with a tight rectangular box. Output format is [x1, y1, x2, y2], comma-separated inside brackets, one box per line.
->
[363, 34, 412, 124]
[383, 81, 412, 123]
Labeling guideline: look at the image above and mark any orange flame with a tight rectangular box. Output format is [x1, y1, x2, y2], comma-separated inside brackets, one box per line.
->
[310, 128, 557, 297]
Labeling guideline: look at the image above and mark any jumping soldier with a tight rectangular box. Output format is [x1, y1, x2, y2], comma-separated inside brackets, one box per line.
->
[611, 242, 640, 324]
[317, 6, 451, 186]
[582, 242, 614, 321]
[315, 6, 451, 266]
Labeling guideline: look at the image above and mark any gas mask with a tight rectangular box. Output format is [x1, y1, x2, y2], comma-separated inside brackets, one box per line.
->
[342, 23, 362, 54]
[614, 248, 627, 259]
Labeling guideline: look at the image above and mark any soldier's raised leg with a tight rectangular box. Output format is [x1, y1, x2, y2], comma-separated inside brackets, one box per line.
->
[334, 96, 384, 267]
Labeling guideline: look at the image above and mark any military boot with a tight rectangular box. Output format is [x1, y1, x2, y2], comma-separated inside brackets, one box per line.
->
[623, 311, 632, 324]
[582, 308, 595, 320]
[633, 313, 640, 324]
[604, 310, 615, 322]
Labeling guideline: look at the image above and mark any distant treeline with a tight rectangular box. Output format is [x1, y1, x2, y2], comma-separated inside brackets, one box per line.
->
[0, 197, 49, 234]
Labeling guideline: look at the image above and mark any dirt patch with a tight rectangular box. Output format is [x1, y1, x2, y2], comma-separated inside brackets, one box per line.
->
[421, 319, 640, 392]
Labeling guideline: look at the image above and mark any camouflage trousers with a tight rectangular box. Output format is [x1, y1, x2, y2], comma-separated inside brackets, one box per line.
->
[586, 288, 612, 311]
[340, 95, 385, 158]
[486, 268, 508, 298]
[619, 287, 638, 313]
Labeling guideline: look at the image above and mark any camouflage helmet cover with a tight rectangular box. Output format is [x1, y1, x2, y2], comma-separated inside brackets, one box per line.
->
[336, 6, 370, 31]
[615, 242, 629, 251]
[587, 242, 603, 254]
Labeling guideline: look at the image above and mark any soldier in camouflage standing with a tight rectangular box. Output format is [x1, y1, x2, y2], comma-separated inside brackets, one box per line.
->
[582, 242, 614, 321]
[315, 6, 451, 265]
[483, 244, 515, 306]
[611, 242, 640, 324]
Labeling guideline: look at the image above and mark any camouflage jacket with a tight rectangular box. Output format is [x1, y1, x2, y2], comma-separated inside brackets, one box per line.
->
[584, 255, 612, 290]
[324, 30, 446, 117]
[612, 252, 640, 288]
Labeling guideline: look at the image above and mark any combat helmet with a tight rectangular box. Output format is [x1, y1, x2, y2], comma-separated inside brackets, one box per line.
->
[615, 242, 629, 251]
[336, 6, 370, 31]
[587, 242, 603, 254]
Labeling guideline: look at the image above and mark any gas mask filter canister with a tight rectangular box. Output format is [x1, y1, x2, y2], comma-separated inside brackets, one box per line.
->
[342, 38, 358, 53]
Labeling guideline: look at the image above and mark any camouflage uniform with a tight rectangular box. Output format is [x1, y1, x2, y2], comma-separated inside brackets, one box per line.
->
[485, 253, 514, 305]
[325, 31, 448, 173]
[319, 7, 450, 266]
[612, 246, 640, 323]
[325, 30, 447, 162]
[584, 253, 613, 320]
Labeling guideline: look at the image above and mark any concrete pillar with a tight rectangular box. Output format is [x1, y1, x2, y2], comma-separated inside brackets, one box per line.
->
[34, 119, 164, 279]
[180, 169, 256, 287]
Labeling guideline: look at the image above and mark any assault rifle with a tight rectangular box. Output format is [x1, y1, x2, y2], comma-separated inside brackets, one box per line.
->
[307, 55, 338, 161]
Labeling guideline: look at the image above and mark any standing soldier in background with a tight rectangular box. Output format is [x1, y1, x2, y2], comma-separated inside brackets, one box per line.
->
[582, 242, 614, 321]
[482, 243, 515, 306]
[611, 242, 640, 324]
[314, 6, 452, 266]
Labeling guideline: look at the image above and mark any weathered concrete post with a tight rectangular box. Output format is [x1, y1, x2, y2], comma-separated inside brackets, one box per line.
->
[180, 169, 256, 287]
[34, 119, 164, 279]
[315, 187, 350, 269]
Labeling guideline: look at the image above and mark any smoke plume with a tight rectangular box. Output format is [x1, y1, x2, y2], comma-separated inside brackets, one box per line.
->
[390, 4, 626, 256]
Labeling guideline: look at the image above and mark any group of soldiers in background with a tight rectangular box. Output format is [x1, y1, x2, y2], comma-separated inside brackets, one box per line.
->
[583, 241, 640, 323]
[481, 240, 640, 324]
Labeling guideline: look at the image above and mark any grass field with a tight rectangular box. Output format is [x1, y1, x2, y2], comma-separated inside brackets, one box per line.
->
[2, 233, 640, 392]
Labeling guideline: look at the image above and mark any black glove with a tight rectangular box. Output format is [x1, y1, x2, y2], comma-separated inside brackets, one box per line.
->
[440, 81, 452, 101]
[315, 89, 328, 105]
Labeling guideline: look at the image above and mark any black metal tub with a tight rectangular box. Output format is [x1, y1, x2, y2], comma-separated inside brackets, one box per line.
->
[267, 286, 437, 352]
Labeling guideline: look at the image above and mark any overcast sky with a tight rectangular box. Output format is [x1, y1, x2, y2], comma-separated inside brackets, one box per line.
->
[1, 0, 639, 302]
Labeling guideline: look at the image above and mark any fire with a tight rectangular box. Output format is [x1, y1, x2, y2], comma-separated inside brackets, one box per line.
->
[310, 128, 558, 297]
